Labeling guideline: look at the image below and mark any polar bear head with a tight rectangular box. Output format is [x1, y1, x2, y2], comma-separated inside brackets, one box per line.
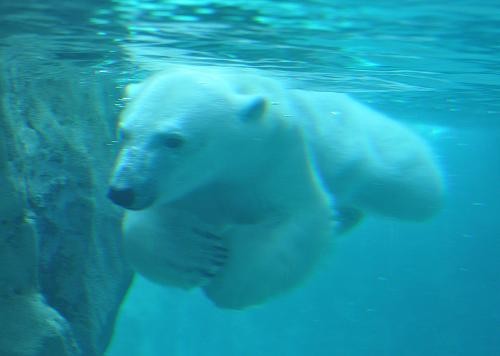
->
[107, 69, 268, 210]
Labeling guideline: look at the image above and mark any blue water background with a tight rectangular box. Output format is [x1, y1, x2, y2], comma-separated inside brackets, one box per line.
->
[2, 1, 499, 355]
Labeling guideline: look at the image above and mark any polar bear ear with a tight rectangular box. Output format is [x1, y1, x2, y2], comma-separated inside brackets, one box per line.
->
[124, 82, 144, 99]
[239, 95, 267, 122]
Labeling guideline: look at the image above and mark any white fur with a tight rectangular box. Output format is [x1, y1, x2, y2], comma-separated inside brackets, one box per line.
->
[108, 66, 443, 309]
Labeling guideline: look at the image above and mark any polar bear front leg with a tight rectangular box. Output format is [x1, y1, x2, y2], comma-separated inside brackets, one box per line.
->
[123, 208, 228, 289]
[203, 205, 335, 309]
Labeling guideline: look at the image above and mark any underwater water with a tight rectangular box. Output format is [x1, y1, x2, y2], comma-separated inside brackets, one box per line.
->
[1, 0, 499, 355]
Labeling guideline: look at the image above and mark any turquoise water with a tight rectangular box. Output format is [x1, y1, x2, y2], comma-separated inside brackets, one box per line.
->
[2, 1, 499, 355]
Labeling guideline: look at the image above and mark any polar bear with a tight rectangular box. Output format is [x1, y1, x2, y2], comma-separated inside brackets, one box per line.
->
[107, 66, 443, 309]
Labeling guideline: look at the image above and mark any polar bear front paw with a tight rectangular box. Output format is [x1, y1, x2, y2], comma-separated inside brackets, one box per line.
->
[123, 209, 229, 289]
[155, 226, 229, 288]
[190, 228, 228, 280]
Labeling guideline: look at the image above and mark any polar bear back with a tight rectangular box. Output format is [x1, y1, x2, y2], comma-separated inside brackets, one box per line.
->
[285, 90, 444, 220]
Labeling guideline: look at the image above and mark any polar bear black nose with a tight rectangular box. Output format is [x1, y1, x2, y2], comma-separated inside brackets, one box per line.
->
[107, 187, 135, 208]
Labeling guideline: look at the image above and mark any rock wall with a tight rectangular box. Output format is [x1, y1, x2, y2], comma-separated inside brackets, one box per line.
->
[0, 43, 132, 355]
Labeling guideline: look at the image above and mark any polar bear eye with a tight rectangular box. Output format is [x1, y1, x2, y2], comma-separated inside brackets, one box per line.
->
[162, 133, 185, 149]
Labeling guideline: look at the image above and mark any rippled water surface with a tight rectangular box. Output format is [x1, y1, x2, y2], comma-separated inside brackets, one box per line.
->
[2, 1, 499, 356]
[2, 0, 500, 126]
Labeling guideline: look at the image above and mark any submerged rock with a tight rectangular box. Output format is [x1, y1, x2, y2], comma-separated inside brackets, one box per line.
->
[0, 45, 132, 355]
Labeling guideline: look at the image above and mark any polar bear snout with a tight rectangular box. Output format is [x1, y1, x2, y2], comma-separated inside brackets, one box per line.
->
[108, 146, 158, 210]
[107, 185, 156, 210]
[107, 186, 136, 209]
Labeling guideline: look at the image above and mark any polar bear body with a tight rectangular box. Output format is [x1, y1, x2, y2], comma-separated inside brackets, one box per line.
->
[108, 66, 443, 309]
